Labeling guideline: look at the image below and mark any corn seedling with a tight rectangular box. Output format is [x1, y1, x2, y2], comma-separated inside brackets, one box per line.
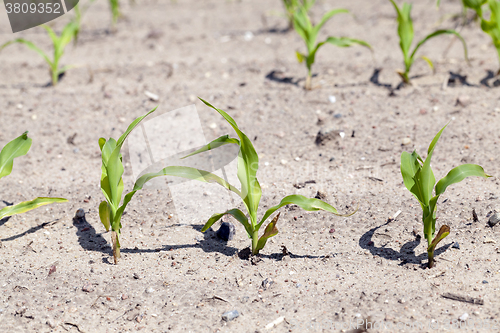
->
[71, 0, 96, 45]
[389, 0, 468, 84]
[109, 0, 120, 25]
[463, 0, 500, 73]
[400, 124, 490, 268]
[98, 107, 162, 264]
[0, 132, 67, 221]
[146, 98, 356, 255]
[282, 0, 316, 30]
[0, 22, 78, 86]
[293, 5, 371, 89]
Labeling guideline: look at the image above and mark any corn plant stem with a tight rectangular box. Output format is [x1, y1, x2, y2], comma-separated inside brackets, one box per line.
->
[427, 248, 435, 268]
[252, 230, 259, 255]
[305, 70, 312, 90]
[51, 68, 58, 86]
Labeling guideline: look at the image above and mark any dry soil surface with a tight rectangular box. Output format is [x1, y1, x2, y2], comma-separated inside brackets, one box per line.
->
[0, 0, 500, 332]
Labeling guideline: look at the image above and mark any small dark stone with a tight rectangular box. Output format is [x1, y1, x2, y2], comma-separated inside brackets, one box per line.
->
[262, 278, 274, 290]
[367, 241, 374, 246]
[315, 191, 327, 200]
[452, 242, 460, 249]
[488, 212, 500, 227]
[315, 127, 342, 146]
[334, 113, 342, 119]
[482, 280, 489, 284]
[216, 222, 235, 241]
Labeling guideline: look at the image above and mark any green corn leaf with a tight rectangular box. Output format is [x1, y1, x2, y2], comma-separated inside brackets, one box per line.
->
[435, 164, 491, 196]
[106, 148, 125, 208]
[99, 201, 111, 231]
[113, 165, 242, 228]
[418, 124, 448, 205]
[464, 0, 487, 13]
[0, 197, 67, 220]
[324, 36, 372, 48]
[42, 25, 58, 46]
[104, 107, 158, 208]
[116, 107, 158, 147]
[389, 0, 414, 64]
[312, 9, 349, 42]
[199, 98, 261, 225]
[400, 151, 424, 203]
[0, 132, 32, 180]
[100, 176, 113, 207]
[479, 1, 500, 62]
[0, 39, 52, 67]
[200, 208, 252, 237]
[100, 138, 117, 166]
[410, 30, 468, 68]
[256, 194, 349, 231]
[421, 56, 435, 72]
[296, 51, 305, 63]
[182, 135, 240, 159]
[255, 212, 280, 253]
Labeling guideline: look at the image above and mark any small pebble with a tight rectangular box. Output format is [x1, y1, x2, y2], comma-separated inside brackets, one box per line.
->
[75, 208, 85, 218]
[452, 242, 460, 249]
[244, 31, 254, 41]
[328, 95, 336, 104]
[333, 113, 342, 118]
[82, 284, 94, 293]
[46, 319, 56, 328]
[459, 313, 469, 322]
[222, 310, 240, 321]
[121, 294, 128, 300]
[482, 280, 488, 284]
[146, 287, 155, 294]
[144, 91, 159, 101]
[457, 95, 471, 107]
[216, 222, 235, 241]
[402, 137, 412, 145]
[488, 212, 500, 227]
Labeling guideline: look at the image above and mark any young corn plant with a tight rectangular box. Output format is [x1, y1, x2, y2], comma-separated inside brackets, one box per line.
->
[148, 98, 356, 255]
[282, 0, 316, 30]
[0, 132, 67, 221]
[71, 0, 96, 45]
[98, 107, 161, 264]
[0, 22, 78, 86]
[109, 0, 121, 26]
[389, 0, 469, 84]
[466, 0, 500, 73]
[400, 124, 491, 268]
[293, 5, 371, 89]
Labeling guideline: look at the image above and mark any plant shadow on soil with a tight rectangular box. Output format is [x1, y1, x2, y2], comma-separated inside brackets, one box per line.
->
[72, 216, 321, 264]
[359, 219, 452, 269]
[73, 215, 241, 263]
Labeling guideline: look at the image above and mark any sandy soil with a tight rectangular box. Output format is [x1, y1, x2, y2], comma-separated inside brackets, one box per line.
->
[0, 0, 499, 332]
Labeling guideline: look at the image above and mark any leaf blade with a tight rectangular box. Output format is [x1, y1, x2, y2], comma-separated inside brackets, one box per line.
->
[0, 197, 67, 220]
